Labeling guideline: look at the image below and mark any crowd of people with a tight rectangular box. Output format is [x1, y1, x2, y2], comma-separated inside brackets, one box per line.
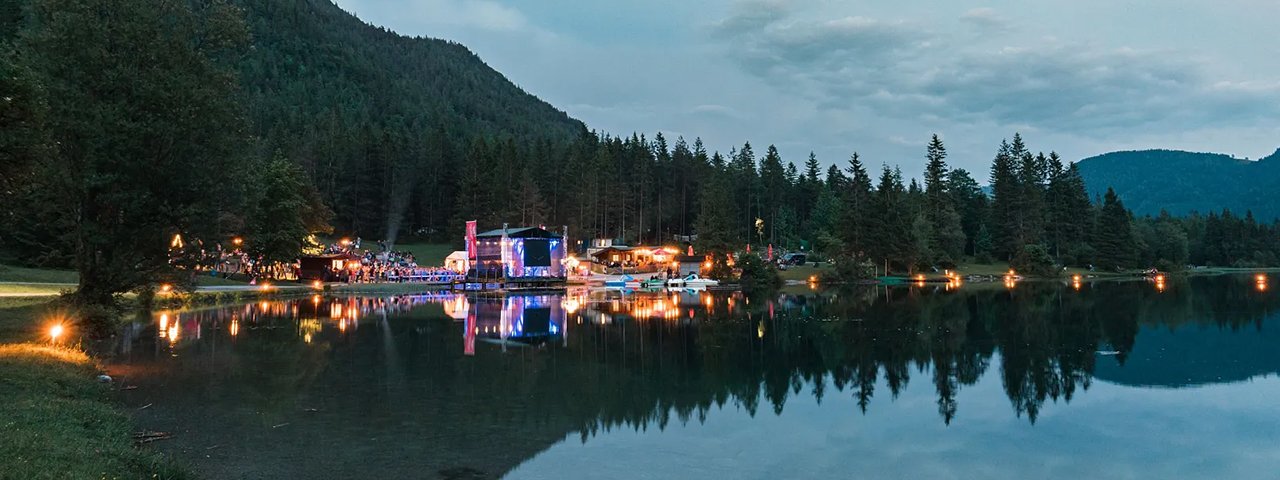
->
[324, 239, 462, 284]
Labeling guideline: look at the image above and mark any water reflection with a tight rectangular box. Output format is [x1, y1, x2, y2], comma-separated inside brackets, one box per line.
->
[107, 275, 1280, 478]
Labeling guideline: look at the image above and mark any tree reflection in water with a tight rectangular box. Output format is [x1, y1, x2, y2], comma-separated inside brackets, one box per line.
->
[109, 275, 1280, 477]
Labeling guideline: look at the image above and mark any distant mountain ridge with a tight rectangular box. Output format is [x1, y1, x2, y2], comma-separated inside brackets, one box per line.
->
[236, 0, 586, 143]
[1076, 148, 1280, 221]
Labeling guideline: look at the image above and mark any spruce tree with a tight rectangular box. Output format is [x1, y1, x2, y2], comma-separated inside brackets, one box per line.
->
[922, 134, 965, 263]
[989, 139, 1020, 259]
[841, 153, 874, 257]
[947, 168, 988, 256]
[695, 153, 737, 252]
[1093, 188, 1137, 270]
[869, 165, 913, 272]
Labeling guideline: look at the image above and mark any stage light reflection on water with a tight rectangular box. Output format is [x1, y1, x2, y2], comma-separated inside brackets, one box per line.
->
[106, 276, 1280, 480]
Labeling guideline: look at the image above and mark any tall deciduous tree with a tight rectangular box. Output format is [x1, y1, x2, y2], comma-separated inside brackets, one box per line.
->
[25, 0, 252, 322]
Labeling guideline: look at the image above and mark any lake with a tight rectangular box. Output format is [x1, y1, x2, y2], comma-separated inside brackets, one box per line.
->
[105, 275, 1280, 479]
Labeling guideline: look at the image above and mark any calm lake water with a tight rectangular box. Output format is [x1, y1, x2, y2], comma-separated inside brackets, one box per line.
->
[104, 275, 1280, 479]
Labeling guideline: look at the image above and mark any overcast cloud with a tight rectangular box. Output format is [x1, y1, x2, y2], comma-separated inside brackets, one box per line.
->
[332, 0, 1280, 180]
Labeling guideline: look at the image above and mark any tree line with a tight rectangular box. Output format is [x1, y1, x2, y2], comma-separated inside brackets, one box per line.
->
[4, 0, 1280, 325]
[446, 131, 1280, 275]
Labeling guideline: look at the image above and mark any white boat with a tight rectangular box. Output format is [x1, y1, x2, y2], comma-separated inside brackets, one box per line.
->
[666, 273, 720, 288]
[603, 274, 640, 289]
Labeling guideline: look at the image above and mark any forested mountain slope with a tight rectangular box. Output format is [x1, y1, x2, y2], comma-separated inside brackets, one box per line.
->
[234, 0, 586, 237]
[1076, 149, 1280, 220]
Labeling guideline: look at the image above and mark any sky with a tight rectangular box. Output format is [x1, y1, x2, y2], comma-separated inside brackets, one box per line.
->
[330, 0, 1280, 180]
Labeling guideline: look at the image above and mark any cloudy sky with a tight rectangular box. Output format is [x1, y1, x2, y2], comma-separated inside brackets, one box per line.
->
[332, 0, 1280, 179]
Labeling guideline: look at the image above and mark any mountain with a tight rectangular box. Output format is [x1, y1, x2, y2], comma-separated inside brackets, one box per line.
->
[232, 0, 587, 236]
[1076, 149, 1280, 221]
[237, 0, 584, 143]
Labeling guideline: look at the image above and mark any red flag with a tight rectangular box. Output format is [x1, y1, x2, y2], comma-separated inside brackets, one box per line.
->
[768, 244, 774, 261]
[465, 221, 477, 260]
[746, 244, 751, 254]
[464, 309, 476, 356]
[688, 245, 694, 256]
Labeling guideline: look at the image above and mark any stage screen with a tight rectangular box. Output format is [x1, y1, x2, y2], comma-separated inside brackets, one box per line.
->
[523, 239, 552, 267]
[522, 307, 551, 334]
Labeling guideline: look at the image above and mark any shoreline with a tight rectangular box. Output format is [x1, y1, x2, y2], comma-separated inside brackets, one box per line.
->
[2, 268, 1276, 477]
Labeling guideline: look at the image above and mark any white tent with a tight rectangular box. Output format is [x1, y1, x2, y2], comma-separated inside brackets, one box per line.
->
[444, 251, 470, 273]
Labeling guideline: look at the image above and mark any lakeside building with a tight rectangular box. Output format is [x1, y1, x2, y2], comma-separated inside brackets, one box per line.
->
[298, 253, 360, 281]
[467, 224, 568, 288]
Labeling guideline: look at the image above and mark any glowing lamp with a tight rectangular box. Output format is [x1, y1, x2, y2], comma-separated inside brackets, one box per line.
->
[160, 284, 172, 293]
[259, 283, 272, 292]
[915, 274, 925, 281]
[1256, 274, 1267, 283]
[49, 324, 64, 343]
[312, 280, 323, 289]
[809, 275, 818, 283]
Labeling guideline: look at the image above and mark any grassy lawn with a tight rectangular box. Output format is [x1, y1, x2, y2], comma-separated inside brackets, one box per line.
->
[0, 345, 186, 479]
[0, 264, 78, 284]
[778, 263, 834, 282]
[0, 301, 186, 479]
[0, 283, 69, 296]
[391, 242, 456, 267]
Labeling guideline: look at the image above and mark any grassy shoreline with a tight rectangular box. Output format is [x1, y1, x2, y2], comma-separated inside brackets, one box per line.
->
[0, 301, 186, 479]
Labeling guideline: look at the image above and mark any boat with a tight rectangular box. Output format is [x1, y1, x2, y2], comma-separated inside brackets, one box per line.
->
[640, 278, 667, 289]
[604, 274, 640, 289]
[666, 273, 720, 288]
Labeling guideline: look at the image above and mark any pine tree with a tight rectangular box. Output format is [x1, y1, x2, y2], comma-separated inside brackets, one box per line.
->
[1093, 188, 1136, 270]
[695, 153, 737, 252]
[989, 138, 1020, 259]
[1046, 155, 1094, 264]
[841, 153, 874, 257]
[947, 168, 988, 256]
[868, 165, 914, 272]
[922, 134, 965, 263]
[759, 145, 787, 244]
[1015, 149, 1047, 247]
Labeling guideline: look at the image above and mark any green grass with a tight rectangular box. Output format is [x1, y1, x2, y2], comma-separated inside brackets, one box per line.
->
[0, 264, 78, 284]
[390, 243, 456, 267]
[0, 344, 187, 480]
[0, 283, 69, 296]
[778, 264, 834, 282]
[0, 300, 187, 479]
[193, 274, 250, 287]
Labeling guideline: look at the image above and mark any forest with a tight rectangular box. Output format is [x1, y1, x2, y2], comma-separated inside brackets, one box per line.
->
[444, 131, 1280, 276]
[3, 0, 1280, 314]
